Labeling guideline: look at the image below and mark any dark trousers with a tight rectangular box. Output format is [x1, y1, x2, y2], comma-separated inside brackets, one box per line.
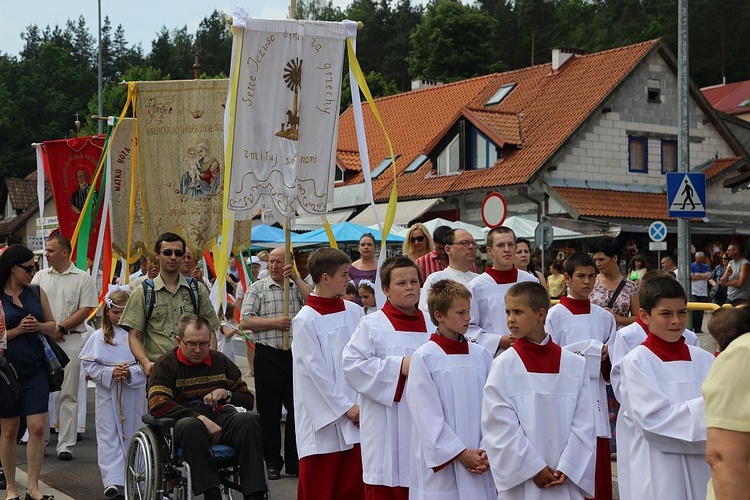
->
[254, 343, 298, 473]
[174, 410, 266, 497]
[691, 294, 708, 332]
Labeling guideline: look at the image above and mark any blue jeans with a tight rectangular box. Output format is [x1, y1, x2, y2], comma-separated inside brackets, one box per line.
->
[691, 294, 708, 332]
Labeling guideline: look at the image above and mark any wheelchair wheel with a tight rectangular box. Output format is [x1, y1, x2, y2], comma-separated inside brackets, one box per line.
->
[125, 426, 164, 500]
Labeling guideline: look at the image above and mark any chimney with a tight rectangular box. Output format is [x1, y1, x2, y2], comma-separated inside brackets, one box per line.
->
[551, 47, 585, 72]
[411, 78, 444, 91]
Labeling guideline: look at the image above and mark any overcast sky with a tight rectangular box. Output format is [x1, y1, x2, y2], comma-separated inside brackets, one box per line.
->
[1, 1, 353, 57]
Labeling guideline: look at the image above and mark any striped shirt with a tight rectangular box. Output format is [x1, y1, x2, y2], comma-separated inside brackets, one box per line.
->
[240, 276, 305, 350]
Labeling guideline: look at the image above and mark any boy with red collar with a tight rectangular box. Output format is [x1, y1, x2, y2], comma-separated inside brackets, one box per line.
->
[292, 247, 365, 500]
[618, 275, 714, 500]
[482, 281, 596, 499]
[466, 226, 537, 356]
[405, 280, 495, 500]
[545, 253, 616, 500]
[343, 256, 434, 500]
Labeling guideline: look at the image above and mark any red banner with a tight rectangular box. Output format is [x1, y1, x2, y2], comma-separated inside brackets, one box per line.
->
[42, 136, 105, 262]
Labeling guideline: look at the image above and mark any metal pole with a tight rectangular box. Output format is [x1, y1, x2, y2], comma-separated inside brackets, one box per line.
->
[97, 0, 103, 135]
[677, 0, 691, 300]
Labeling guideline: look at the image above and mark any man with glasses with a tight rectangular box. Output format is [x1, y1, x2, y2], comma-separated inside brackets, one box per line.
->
[121, 232, 221, 377]
[148, 314, 267, 500]
[418, 228, 479, 314]
[32, 235, 97, 461]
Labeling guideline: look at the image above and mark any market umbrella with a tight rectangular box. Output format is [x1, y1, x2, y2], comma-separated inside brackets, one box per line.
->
[293, 221, 405, 245]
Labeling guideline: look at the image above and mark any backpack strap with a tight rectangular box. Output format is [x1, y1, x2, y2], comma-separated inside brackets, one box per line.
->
[142, 279, 156, 320]
[186, 277, 200, 314]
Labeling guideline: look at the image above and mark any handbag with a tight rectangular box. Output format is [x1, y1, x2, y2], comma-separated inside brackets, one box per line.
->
[38, 333, 70, 393]
[0, 356, 21, 412]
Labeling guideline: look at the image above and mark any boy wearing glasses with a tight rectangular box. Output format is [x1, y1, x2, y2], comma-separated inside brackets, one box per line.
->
[148, 314, 268, 500]
[121, 232, 222, 377]
[418, 229, 478, 315]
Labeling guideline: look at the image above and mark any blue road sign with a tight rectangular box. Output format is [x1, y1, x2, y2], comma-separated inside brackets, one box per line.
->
[667, 172, 706, 218]
[648, 221, 667, 242]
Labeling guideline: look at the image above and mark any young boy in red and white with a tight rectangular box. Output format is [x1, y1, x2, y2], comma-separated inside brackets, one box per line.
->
[618, 275, 714, 499]
[405, 280, 495, 500]
[343, 256, 434, 500]
[545, 253, 616, 500]
[482, 281, 595, 499]
[292, 247, 365, 500]
[466, 226, 537, 356]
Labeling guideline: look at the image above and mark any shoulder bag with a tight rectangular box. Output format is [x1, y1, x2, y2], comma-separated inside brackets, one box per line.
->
[29, 284, 70, 392]
[0, 356, 21, 412]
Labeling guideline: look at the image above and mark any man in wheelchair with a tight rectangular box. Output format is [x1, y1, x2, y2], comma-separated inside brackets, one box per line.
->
[148, 314, 268, 500]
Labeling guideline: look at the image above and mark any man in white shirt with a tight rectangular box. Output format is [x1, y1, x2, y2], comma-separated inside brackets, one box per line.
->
[419, 228, 478, 315]
[32, 235, 97, 461]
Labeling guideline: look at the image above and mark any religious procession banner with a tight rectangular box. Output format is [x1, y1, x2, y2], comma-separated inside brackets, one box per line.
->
[108, 118, 146, 259]
[225, 16, 356, 221]
[41, 136, 105, 261]
[132, 79, 251, 252]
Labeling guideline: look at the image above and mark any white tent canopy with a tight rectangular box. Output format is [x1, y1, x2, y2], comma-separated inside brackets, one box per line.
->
[501, 215, 599, 242]
[422, 218, 488, 243]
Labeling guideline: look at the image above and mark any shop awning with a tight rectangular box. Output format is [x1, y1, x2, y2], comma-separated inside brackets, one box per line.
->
[349, 198, 442, 227]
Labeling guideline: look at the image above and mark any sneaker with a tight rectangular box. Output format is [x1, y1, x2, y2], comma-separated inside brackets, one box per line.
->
[104, 485, 118, 498]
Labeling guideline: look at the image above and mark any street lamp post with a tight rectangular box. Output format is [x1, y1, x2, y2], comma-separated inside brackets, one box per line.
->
[97, 0, 103, 134]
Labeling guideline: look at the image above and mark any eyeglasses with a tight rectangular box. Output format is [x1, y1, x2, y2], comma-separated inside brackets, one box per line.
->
[161, 249, 185, 257]
[181, 340, 210, 349]
[410, 236, 426, 243]
[452, 240, 477, 248]
[17, 264, 35, 275]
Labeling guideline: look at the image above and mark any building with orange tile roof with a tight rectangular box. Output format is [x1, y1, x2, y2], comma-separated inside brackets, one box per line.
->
[333, 39, 750, 241]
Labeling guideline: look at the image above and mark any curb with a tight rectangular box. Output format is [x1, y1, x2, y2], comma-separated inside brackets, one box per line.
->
[12, 468, 75, 500]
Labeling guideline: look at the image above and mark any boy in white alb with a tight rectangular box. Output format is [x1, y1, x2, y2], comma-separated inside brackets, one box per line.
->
[466, 226, 537, 356]
[607, 271, 701, 500]
[482, 281, 595, 500]
[406, 280, 495, 500]
[545, 254, 615, 500]
[618, 275, 714, 500]
[292, 247, 365, 500]
[343, 256, 434, 500]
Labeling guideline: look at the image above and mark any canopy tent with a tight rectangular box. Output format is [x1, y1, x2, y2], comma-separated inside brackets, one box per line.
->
[501, 215, 599, 242]
[421, 218, 488, 243]
[293, 221, 405, 245]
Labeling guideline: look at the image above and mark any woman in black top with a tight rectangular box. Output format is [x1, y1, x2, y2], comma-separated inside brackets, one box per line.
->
[0, 245, 56, 500]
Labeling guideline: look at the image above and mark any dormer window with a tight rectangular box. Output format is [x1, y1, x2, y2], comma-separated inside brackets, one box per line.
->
[471, 129, 499, 169]
[485, 83, 516, 106]
[436, 134, 461, 175]
[334, 165, 345, 184]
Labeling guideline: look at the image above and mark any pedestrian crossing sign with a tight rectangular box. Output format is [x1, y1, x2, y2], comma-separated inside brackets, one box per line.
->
[667, 172, 706, 218]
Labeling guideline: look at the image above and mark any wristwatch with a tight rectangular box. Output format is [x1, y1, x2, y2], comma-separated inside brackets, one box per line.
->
[57, 324, 67, 335]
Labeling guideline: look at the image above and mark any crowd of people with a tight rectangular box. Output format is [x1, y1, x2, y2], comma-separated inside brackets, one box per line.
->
[0, 224, 748, 500]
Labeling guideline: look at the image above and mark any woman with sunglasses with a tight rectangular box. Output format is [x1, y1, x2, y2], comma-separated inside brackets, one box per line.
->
[709, 253, 729, 305]
[402, 223, 434, 262]
[0, 244, 57, 500]
[349, 233, 379, 306]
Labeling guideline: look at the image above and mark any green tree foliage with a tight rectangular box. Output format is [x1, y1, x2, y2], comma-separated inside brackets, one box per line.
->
[408, 0, 504, 82]
[195, 10, 233, 77]
[340, 70, 400, 113]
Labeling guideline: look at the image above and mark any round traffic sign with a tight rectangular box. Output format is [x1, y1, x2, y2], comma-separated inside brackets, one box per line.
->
[648, 221, 667, 242]
[481, 192, 508, 228]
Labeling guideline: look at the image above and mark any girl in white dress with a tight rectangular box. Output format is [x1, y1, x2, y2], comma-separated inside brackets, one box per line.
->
[80, 286, 147, 498]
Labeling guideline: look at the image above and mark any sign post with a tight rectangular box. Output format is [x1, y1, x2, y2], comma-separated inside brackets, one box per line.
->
[481, 192, 508, 229]
[535, 219, 554, 274]
[648, 220, 668, 267]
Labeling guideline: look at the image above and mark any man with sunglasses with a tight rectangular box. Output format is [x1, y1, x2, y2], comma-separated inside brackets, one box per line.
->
[121, 232, 222, 378]
[32, 234, 98, 461]
[148, 314, 268, 500]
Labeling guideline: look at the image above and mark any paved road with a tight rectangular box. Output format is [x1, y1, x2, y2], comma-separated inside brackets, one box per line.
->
[12, 339, 298, 499]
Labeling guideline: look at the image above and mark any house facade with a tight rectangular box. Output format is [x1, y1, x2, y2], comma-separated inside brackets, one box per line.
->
[334, 40, 750, 255]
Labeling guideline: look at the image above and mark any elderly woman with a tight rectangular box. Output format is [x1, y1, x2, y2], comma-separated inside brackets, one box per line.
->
[402, 223, 433, 262]
[0, 245, 57, 500]
[703, 305, 750, 499]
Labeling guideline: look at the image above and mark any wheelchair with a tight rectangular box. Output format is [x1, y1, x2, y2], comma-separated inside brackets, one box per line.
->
[125, 413, 266, 500]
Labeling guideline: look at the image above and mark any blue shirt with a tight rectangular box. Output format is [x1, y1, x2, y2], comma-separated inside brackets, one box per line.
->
[2, 286, 46, 375]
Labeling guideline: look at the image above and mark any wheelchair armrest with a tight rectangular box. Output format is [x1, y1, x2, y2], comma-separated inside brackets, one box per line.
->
[142, 414, 176, 429]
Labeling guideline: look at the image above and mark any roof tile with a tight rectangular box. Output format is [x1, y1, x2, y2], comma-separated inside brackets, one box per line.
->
[554, 187, 668, 219]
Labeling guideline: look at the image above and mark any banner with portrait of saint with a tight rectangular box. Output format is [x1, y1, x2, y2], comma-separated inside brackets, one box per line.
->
[225, 17, 355, 221]
[132, 79, 251, 252]
[41, 136, 105, 260]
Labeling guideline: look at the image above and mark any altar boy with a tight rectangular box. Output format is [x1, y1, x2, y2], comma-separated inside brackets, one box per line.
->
[343, 256, 434, 499]
[405, 280, 495, 500]
[292, 247, 365, 500]
[545, 253, 616, 500]
[482, 282, 595, 499]
[618, 275, 713, 499]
